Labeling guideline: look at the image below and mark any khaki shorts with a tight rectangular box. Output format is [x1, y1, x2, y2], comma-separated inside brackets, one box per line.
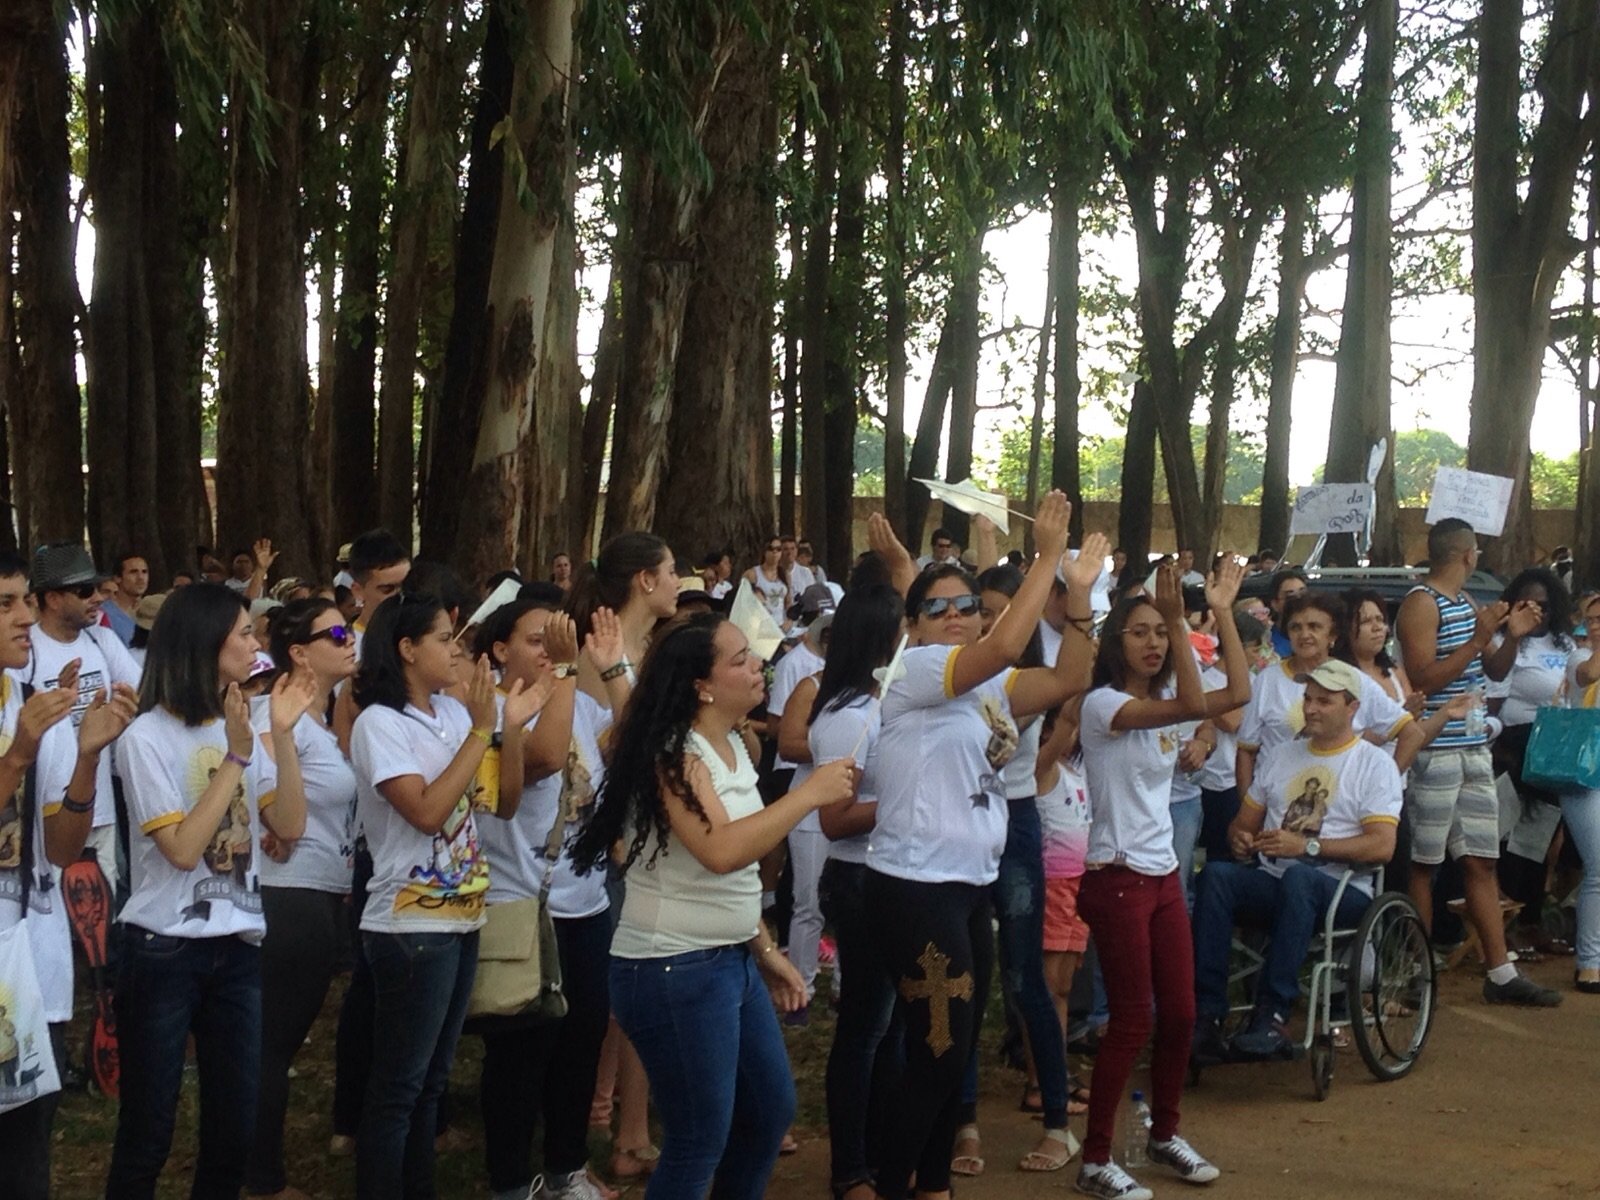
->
[1407, 746, 1500, 865]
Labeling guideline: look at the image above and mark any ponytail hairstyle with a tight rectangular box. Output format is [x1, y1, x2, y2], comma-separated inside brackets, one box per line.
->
[352, 593, 446, 712]
[258, 596, 339, 690]
[139, 583, 250, 724]
[976, 562, 1044, 669]
[570, 611, 724, 873]
[809, 584, 904, 722]
[472, 589, 565, 667]
[567, 531, 670, 636]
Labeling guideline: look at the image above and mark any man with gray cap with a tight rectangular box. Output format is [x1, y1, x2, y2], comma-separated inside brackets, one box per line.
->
[27, 543, 143, 897]
[1191, 659, 1403, 1062]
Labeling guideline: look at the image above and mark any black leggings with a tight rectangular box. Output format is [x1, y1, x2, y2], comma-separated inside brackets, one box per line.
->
[478, 910, 613, 1192]
[247, 886, 346, 1194]
[864, 870, 993, 1200]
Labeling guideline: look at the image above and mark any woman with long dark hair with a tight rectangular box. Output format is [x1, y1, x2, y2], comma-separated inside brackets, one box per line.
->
[775, 583, 905, 1200]
[245, 598, 359, 1199]
[863, 494, 1104, 1200]
[347, 593, 541, 1200]
[1072, 564, 1249, 1200]
[570, 613, 856, 1200]
[1336, 589, 1417, 708]
[742, 536, 790, 628]
[107, 583, 315, 1199]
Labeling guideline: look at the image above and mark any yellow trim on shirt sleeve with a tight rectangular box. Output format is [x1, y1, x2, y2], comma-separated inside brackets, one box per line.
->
[140, 812, 184, 834]
[258, 789, 277, 810]
[1004, 669, 1020, 696]
[1360, 814, 1400, 826]
[942, 645, 963, 699]
[41, 800, 64, 818]
[1384, 713, 1414, 741]
[1240, 794, 1265, 811]
[1237, 740, 1260, 752]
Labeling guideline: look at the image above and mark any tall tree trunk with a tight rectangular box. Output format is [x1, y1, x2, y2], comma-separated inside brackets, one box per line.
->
[1260, 194, 1308, 559]
[941, 231, 985, 551]
[798, 71, 839, 552]
[881, 0, 909, 534]
[657, 18, 779, 568]
[1575, 151, 1599, 581]
[10, 0, 84, 547]
[779, 96, 804, 536]
[1024, 209, 1057, 558]
[520, 207, 583, 575]
[1118, 380, 1158, 567]
[377, 0, 454, 537]
[1325, 0, 1398, 565]
[1199, 213, 1263, 556]
[420, 0, 512, 558]
[1469, 0, 1599, 573]
[904, 312, 957, 552]
[578, 256, 624, 554]
[0, 212, 21, 550]
[822, 143, 867, 579]
[1049, 176, 1083, 544]
[217, 0, 314, 572]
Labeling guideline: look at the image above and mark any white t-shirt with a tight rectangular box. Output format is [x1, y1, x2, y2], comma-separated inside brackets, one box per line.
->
[711, 580, 732, 600]
[350, 698, 493, 934]
[119, 707, 278, 942]
[1080, 686, 1181, 876]
[249, 700, 355, 894]
[612, 729, 765, 958]
[26, 624, 142, 826]
[0, 675, 83, 1021]
[789, 563, 817, 595]
[1194, 664, 1237, 792]
[1486, 632, 1572, 727]
[1038, 759, 1091, 880]
[1038, 619, 1063, 670]
[752, 567, 788, 625]
[869, 644, 1018, 886]
[769, 642, 825, 773]
[1237, 660, 1412, 755]
[479, 692, 611, 919]
[1243, 735, 1402, 895]
[796, 696, 879, 865]
[1002, 716, 1043, 799]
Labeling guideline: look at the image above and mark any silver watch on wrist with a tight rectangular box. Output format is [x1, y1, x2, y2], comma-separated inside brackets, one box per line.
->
[1303, 836, 1322, 861]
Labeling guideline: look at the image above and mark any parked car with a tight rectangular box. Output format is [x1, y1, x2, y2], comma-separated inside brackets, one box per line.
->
[1239, 565, 1507, 615]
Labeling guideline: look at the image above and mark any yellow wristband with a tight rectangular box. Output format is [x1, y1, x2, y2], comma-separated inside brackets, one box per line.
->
[470, 727, 493, 746]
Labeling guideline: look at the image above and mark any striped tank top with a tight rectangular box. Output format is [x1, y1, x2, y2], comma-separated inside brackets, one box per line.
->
[1408, 584, 1485, 748]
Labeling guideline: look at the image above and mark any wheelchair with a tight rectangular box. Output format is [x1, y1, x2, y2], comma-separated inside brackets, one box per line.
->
[1190, 866, 1436, 1100]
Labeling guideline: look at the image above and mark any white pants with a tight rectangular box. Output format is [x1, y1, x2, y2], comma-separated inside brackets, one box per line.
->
[787, 826, 829, 1000]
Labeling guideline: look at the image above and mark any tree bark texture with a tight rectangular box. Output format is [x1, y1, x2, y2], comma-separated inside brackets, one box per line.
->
[1260, 194, 1308, 559]
[822, 142, 867, 579]
[904, 310, 957, 553]
[1024, 205, 1057, 558]
[1049, 177, 1083, 545]
[778, 95, 804, 537]
[881, 0, 909, 536]
[798, 70, 839, 551]
[941, 232, 985, 552]
[579, 254, 625, 555]
[1118, 381, 1158, 567]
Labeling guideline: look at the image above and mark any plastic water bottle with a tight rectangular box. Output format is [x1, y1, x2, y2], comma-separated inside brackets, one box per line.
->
[1463, 680, 1487, 739]
[1125, 1091, 1151, 1166]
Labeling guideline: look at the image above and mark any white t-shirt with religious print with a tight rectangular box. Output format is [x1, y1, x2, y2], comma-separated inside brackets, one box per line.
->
[26, 624, 142, 827]
[119, 707, 278, 943]
[1079, 686, 1181, 877]
[351, 698, 493, 935]
[1485, 632, 1572, 728]
[1242, 735, 1402, 895]
[796, 696, 879, 866]
[1237, 660, 1412, 755]
[249, 699, 355, 894]
[0, 674, 83, 1021]
[868, 644, 1018, 887]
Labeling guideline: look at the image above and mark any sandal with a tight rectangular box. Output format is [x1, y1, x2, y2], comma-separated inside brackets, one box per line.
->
[1068, 1083, 1091, 1115]
[779, 1132, 799, 1156]
[1019, 1127, 1081, 1173]
[1019, 1084, 1044, 1114]
[611, 1145, 660, 1180]
[951, 1124, 985, 1177]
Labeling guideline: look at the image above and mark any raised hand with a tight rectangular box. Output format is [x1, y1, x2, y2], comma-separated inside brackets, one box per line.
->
[583, 606, 625, 672]
[799, 757, 858, 810]
[1506, 599, 1543, 639]
[78, 683, 138, 756]
[1032, 490, 1071, 565]
[252, 538, 279, 573]
[269, 667, 319, 734]
[1205, 553, 1246, 611]
[466, 655, 498, 731]
[502, 674, 553, 730]
[1473, 600, 1509, 648]
[542, 612, 580, 667]
[866, 512, 915, 575]
[1151, 562, 1185, 624]
[56, 658, 81, 698]
[1064, 531, 1111, 592]
[223, 683, 254, 759]
[12, 687, 78, 765]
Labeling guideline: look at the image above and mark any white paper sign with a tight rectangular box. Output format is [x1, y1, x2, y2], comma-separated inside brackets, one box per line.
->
[1425, 467, 1514, 537]
[1290, 483, 1373, 536]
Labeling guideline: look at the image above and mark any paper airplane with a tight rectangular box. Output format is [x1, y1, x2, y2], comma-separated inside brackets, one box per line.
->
[915, 477, 1034, 535]
[872, 634, 910, 692]
[730, 579, 786, 662]
[458, 577, 522, 639]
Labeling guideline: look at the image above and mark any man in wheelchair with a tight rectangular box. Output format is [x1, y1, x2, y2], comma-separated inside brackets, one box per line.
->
[1192, 660, 1403, 1062]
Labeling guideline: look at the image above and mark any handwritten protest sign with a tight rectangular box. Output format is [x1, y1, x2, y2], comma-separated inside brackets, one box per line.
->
[1290, 484, 1373, 536]
[1425, 467, 1514, 537]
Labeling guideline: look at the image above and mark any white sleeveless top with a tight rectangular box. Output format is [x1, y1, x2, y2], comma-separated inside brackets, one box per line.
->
[611, 729, 764, 958]
[753, 566, 788, 624]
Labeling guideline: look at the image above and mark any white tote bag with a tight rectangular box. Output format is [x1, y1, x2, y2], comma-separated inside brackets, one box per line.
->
[0, 921, 61, 1115]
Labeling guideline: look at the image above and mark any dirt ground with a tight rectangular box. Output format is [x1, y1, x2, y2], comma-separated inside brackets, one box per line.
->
[48, 954, 1600, 1199]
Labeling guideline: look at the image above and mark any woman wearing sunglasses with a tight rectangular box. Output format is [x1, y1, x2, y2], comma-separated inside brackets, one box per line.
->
[864, 492, 1106, 1200]
[242, 598, 358, 1199]
[743, 536, 790, 629]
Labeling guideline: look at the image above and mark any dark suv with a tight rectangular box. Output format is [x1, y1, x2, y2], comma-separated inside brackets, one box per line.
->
[1239, 566, 1507, 616]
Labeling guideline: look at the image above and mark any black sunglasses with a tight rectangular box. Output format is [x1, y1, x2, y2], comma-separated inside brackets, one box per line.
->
[66, 583, 98, 600]
[306, 624, 354, 647]
[917, 594, 980, 620]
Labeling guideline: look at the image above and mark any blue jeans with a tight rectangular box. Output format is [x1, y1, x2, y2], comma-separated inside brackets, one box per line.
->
[1561, 794, 1600, 968]
[1171, 795, 1203, 912]
[356, 929, 480, 1200]
[1193, 862, 1368, 1019]
[819, 859, 902, 1189]
[106, 929, 262, 1200]
[959, 798, 1070, 1128]
[611, 945, 796, 1200]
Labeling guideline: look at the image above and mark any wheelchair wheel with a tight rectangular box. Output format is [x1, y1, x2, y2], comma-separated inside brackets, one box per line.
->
[1309, 1032, 1334, 1100]
[1346, 891, 1435, 1081]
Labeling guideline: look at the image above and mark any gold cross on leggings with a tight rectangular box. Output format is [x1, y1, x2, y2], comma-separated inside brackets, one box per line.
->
[899, 942, 974, 1057]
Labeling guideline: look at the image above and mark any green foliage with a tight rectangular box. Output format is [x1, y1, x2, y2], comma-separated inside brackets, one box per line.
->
[1392, 427, 1465, 504]
[1530, 451, 1579, 509]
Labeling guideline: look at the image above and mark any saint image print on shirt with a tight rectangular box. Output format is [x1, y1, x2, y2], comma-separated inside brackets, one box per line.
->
[398, 791, 489, 919]
[1281, 766, 1332, 835]
[559, 741, 594, 824]
[184, 747, 262, 919]
[971, 694, 1018, 810]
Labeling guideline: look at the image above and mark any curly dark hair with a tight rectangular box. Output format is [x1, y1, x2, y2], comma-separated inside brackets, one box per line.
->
[570, 611, 727, 874]
[1501, 566, 1575, 648]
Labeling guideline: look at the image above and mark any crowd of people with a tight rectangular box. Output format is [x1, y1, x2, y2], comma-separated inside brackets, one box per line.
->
[0, 506, 1592, 1200]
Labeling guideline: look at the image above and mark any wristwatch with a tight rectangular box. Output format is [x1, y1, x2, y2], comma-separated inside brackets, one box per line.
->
[552, 663, 578, 680]
[1303, 837, 1322, 861]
